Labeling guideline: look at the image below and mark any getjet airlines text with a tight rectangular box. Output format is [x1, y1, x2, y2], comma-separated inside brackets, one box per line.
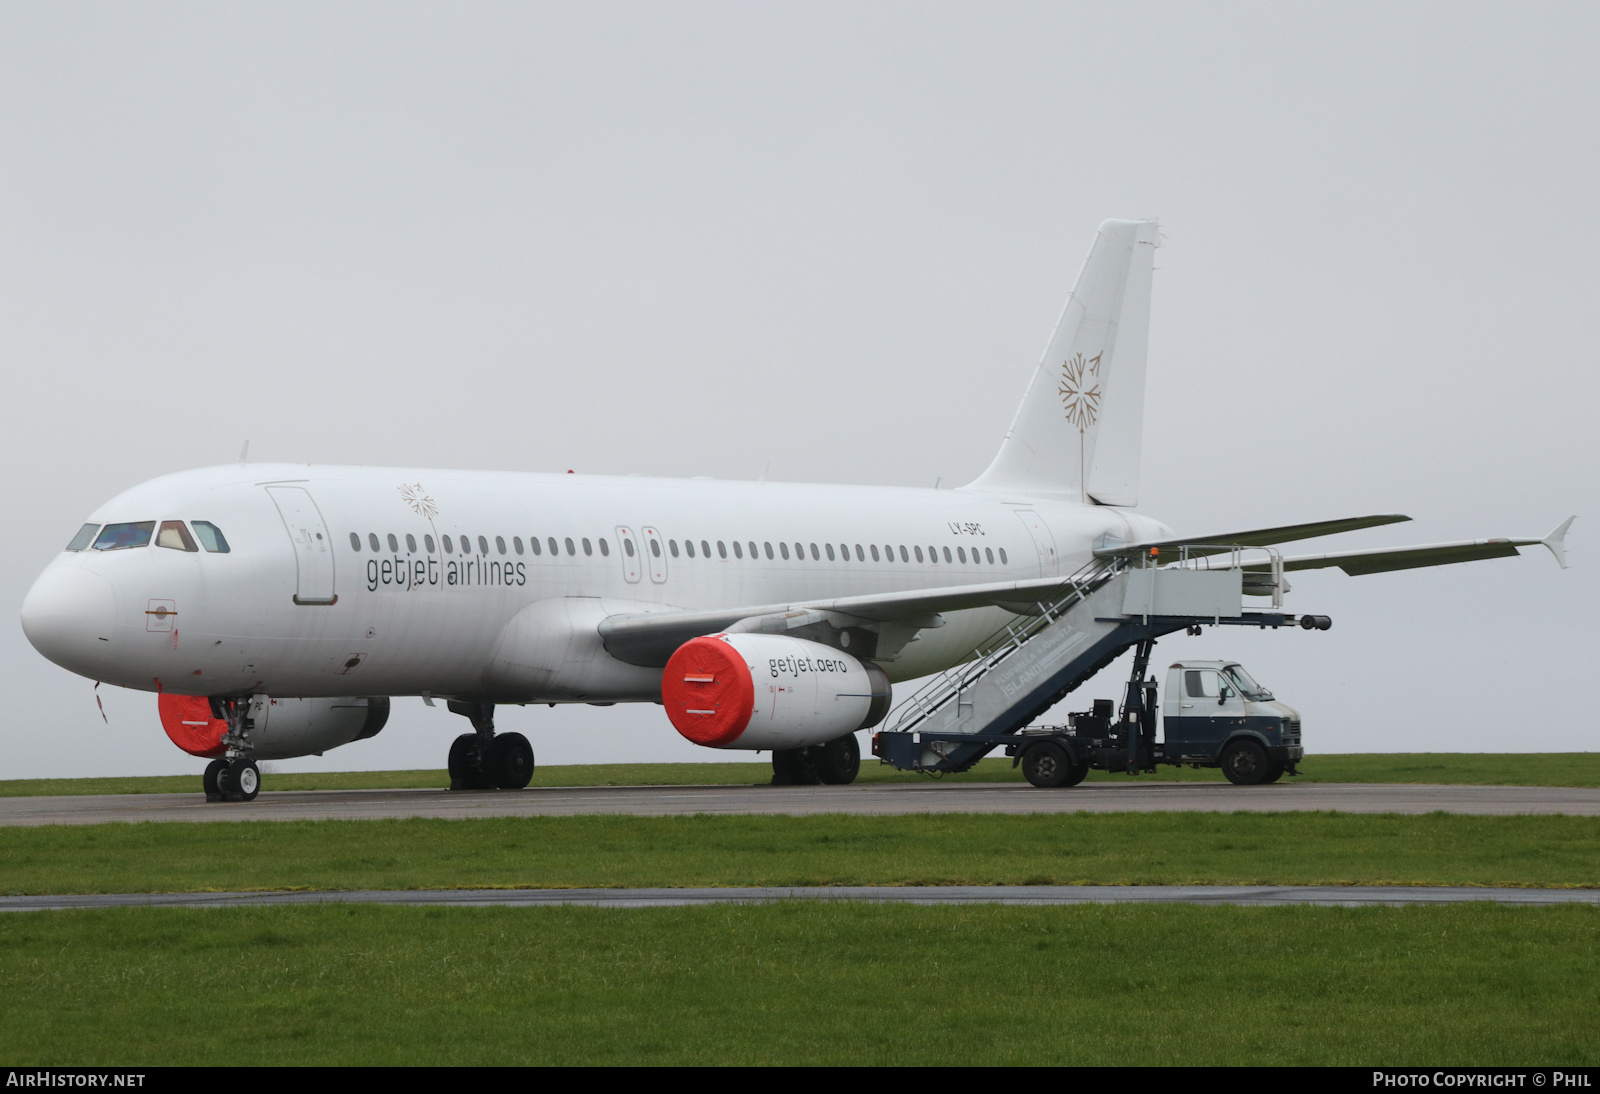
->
[367, 554, 526, 592]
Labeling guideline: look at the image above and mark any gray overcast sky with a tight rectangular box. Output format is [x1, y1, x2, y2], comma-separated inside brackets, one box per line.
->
[2, 2, 1595, 778]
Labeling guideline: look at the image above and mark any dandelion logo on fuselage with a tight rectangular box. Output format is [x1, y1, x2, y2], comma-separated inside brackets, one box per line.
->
[1058, 352, 1103, 432]
[398, 483, 437, 520]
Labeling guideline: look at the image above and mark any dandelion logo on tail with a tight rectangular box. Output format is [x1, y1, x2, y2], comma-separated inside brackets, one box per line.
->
[1057, 352, 1103, 501]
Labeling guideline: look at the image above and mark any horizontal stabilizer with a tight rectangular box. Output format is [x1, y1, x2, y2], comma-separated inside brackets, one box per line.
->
[1096, 514, 1412, 559]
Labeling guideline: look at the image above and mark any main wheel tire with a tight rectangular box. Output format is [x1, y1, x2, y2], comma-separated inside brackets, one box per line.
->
[215, 761, 235, 798]
[203, 759, 227, 802]
[228, 759, 260, 802]
[1220, 739, 1272, 786]
[1022, 741, 1075, 788]
[771, 748, 820, 786]
[448, 733, 493, 790]
[489, 732, 535, 790]
[815, 734, 861, 785]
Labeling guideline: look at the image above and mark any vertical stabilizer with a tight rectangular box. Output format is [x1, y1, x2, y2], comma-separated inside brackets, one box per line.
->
[966, 219, 1159, 505]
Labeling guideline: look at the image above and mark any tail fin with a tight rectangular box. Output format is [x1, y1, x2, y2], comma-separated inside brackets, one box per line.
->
[1542, 515, 1576, 569]
[967, 218, 1160, 505]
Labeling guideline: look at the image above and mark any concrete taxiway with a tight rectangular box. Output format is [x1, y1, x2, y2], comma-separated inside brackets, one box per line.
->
[3, 884, 1596, 913]
[2, 780, 1598, 826]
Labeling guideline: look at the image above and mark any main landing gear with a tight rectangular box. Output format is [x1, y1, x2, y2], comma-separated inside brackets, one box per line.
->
[446, 700, 535, 790]
[204, 694, 265, 802]
[771, 734, 861, 786]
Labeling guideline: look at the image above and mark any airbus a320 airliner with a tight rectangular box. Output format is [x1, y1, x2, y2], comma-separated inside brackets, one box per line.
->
[19, 220, 1572, 800]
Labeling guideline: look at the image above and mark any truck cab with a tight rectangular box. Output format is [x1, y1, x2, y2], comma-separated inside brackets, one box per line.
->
[1161, 660, 1302, 783]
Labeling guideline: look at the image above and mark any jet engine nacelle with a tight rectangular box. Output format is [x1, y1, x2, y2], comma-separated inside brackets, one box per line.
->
[661, 634, 891, 750]
[158, 694, 390, 760]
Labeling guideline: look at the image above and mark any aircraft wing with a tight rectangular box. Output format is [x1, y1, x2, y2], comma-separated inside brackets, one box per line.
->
[1095, 513, 1412, 559]
[1225, 517, 1575, 576]
[597, 575, 1083, 667]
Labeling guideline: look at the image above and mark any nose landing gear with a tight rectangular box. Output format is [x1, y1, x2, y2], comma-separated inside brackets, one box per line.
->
[204, 694, 265, 802]
[446, 700, 535, 790]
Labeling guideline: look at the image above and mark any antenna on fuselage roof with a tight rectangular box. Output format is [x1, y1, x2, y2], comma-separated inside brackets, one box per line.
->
[238, 440, 249, 465]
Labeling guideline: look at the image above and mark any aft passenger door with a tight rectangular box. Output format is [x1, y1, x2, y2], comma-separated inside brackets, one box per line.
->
[265, 486, 337, 604]
[1013, 510, 1058, 577]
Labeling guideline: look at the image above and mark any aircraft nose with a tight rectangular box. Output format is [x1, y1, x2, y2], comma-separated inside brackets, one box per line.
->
[20, 565, 117, 676]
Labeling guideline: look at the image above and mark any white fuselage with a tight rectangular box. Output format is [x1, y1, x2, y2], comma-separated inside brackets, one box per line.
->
[21, 463, 1171, 704]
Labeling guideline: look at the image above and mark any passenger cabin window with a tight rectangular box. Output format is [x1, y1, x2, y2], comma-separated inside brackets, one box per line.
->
[349, 532, 361, 551]
[913, 546, 924, 563]
[668, 540, 679, 557]
[496, 536, 506, 555]
[425, 534, 436, 553]
[388, 534, 399, 553]
[733, 541, 744, 559]
[651, 539, 662, 558]
[478, 536, 490, 555]
[825, 543, 835, 561]
[461, 536, 472, 554]
[513, 537, 524, 555]
[702, 540, 712, 558]
[809, 543, 819, 560]
[870, 545, 880, 562]
[717, 541, 727, 559]
[793, 542, 804, 559]
[764, 542, 774, 559]
[443, 536, 454, 554]
[599, 538, 609, 556]
[564, 538, 576, 556]
[66, 524, 100, 551]
[685, 540, 696, 558]
[943, 546, 952, 563]
[368, 533, 381, 552]
[855, 544, 865, 561]
[999, 548, 1008, 565]
[749, 541, 758, 559]
[986, 548, 995, 564]
[779, 543, 790, 560]
[406, 533, 417, 552]
[529, 537, 541, 555]
[898, 546, 909, 563]
[93, 522, 155, 551]
[156, 521, 199, 552]
[547, 537, 558, 556]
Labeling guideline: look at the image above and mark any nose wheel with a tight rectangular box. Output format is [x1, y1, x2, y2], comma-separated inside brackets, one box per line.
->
[202, 694, 266, 802]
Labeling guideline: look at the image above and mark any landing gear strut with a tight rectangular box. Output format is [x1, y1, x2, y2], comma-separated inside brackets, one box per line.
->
[446, 700, 534, 790]
[205, 694, 264, 802]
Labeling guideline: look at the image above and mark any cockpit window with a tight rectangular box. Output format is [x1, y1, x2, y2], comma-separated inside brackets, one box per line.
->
[65, 524, 100, 552]
[93, 522, 155, 551]
[155, 521, 199, 552]
[192, 522, 230, 553]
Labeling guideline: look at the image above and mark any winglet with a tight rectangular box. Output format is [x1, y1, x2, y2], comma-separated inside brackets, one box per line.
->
[1542, 515, 1576, 569]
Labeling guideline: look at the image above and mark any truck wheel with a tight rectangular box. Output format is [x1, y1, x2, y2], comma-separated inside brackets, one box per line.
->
[1261, 761, 1285, 785]
[1022, 741, 1075, 788]
[1064, 762, 1089, 787]
[1220, 739, 1271, 786]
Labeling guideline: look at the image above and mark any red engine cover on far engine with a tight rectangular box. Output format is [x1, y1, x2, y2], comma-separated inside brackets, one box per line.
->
[158, 694, 228, 758]
[662, 636, 755, 746]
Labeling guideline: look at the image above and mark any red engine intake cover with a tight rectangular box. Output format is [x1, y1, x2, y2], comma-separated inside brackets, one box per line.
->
[662, 636, 755, 746]
[158, 694, 228, 758]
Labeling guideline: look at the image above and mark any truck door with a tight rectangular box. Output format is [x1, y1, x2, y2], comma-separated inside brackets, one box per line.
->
[1167, 667, 1244, 760]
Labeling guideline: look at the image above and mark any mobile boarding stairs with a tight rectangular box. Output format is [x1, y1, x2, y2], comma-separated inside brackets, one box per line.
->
[871, 549, 1329, 777]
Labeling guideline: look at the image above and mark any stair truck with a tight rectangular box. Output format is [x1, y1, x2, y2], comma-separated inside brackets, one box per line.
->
[871, 552, 1330, 787]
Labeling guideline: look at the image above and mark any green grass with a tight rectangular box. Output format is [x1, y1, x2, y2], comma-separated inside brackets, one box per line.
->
[4, 812, 1599, 894]
[5, 752, 1599, 797]
[1, 902, 1595, 1065]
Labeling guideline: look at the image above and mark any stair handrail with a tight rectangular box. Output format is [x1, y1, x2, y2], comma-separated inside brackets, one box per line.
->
[883, 555, 1122, 734]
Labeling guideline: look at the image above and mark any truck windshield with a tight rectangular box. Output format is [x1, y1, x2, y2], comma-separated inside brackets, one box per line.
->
[1225, 665, 1273, 701]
